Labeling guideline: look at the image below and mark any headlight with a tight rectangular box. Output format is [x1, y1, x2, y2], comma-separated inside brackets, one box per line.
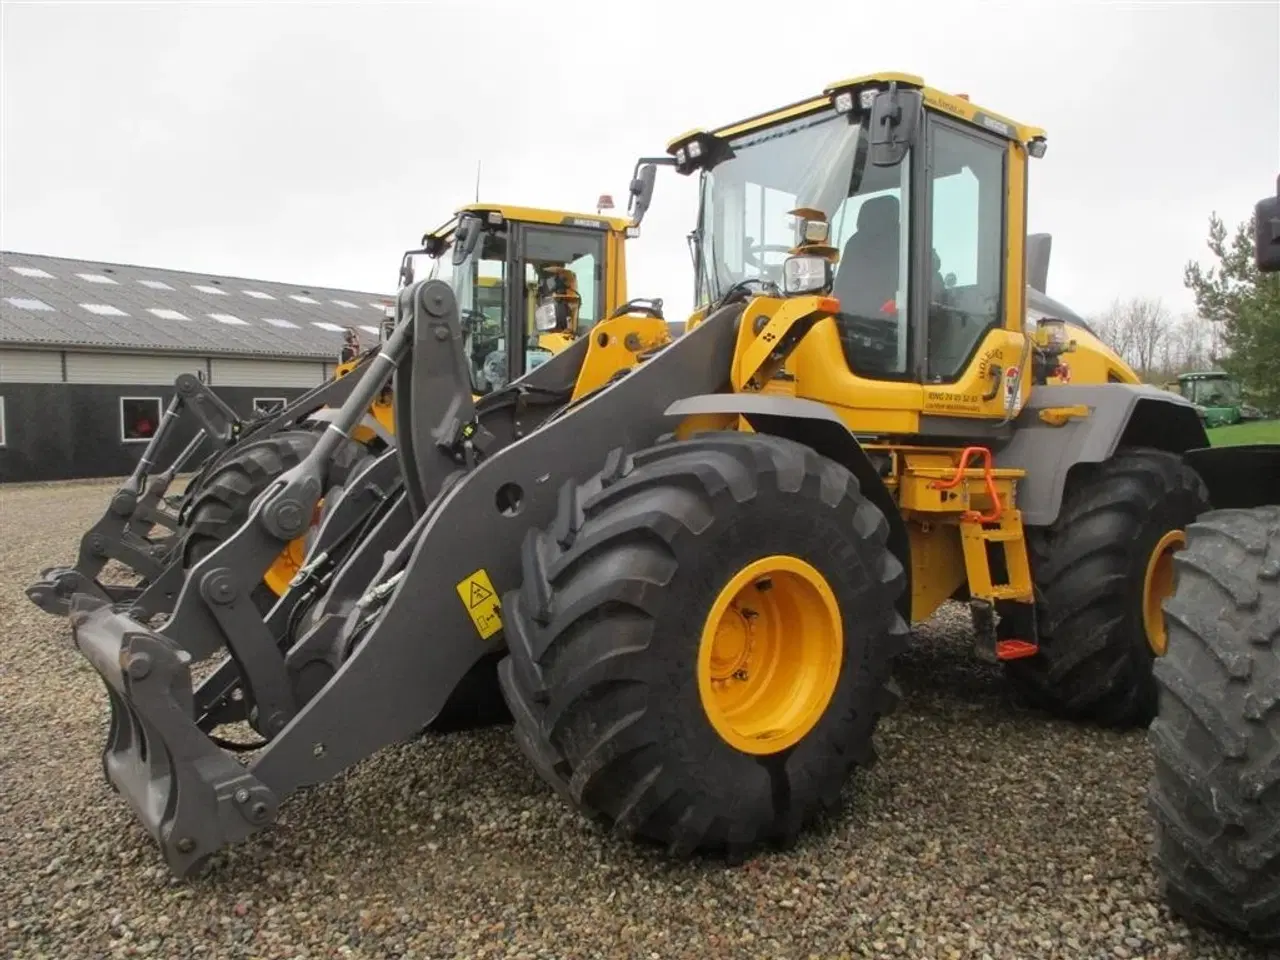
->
[781, 255, 832, 296]
[535, 301, 559, 331]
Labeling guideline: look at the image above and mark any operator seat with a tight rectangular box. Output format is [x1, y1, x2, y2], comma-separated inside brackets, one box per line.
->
[832, 196, 902, 373]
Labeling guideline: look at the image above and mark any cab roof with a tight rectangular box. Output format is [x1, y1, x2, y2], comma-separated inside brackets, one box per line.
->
[425, 203, 633, 243]
[667, 71, 1045, 152]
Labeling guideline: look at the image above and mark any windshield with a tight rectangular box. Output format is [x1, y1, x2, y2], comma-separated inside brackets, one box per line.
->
[439, 220, 512, 394]
[1188, 376, 1240, 406]
[696, 107, 912, 375]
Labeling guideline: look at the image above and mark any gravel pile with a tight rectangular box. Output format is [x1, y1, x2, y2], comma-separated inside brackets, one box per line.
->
[0, 478, 1267, 960]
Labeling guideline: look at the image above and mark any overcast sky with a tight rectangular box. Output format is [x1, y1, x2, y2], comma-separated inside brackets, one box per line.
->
[2, 1, 1277, 325]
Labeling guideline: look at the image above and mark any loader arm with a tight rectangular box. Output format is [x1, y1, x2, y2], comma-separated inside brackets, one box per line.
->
[27, 377, 240, 616]
[248, 293, 745, 792]
[64, 278, 744, 875]
[66, 279, 706, 876]
[27, 355, 385, 619]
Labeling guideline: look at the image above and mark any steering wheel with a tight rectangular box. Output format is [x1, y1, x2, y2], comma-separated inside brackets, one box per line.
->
[743, 243, 794, 268]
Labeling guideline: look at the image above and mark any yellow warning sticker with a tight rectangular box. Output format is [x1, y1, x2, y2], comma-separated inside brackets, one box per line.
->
[455, 568, 503, 640]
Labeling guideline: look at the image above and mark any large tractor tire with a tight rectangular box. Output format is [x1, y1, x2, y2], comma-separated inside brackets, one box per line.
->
[1148, 506, 1280, 943]
[1004, 448, 1209, 726]
[182, 428, 368, 614]
[498, 432, 907, 857]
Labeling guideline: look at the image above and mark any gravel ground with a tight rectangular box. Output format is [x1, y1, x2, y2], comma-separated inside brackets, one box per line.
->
[0, 478, 1271, 960]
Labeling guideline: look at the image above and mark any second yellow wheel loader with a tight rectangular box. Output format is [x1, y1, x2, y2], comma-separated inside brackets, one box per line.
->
[27, 202, 637, 621]
[59, 72, 1280, 949]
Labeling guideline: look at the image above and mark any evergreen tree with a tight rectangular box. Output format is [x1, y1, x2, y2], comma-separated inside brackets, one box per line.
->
[1184, 212, 1280, 414]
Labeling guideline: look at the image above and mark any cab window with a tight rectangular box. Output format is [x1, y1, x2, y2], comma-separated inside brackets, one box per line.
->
[521, 228, 606, 332]
[925, 121, 1006, 382]
[828, 171, 912, 377]
[456, 230, 508, 395]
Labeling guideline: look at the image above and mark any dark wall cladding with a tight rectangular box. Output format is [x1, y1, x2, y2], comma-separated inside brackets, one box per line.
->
[0, 382, 313, 483]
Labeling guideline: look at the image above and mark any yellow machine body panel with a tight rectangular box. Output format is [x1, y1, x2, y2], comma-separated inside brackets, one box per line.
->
[1048, 323, 1141, 385]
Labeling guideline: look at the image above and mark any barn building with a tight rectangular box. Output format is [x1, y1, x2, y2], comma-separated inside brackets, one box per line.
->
[0, 251, 391, 483]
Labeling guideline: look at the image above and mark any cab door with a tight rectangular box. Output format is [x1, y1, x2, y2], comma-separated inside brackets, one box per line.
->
[915, 113, 1029, 428]
[503, 222, 608, 384]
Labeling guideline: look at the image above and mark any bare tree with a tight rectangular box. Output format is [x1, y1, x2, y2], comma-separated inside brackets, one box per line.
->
[1093, 296, 1172, 379]
[1172, 312, 1216, 372]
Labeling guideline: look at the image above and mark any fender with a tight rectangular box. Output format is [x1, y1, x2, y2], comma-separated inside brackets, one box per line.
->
[995, 384, 1208, 527]
[665, 393, 910, 618]
[1183, 444, 1280, 509]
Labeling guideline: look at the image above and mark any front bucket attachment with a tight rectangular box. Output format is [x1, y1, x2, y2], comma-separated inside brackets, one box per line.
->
[70, 596, 278, 877]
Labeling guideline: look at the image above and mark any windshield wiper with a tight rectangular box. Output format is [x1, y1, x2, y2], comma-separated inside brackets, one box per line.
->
[691, 171, 726, 303]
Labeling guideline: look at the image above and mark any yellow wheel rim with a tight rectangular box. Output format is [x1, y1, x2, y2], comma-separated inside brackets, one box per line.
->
[261, 500, 324, 597]
[697, 555, 843, 755]
[1143, 529, 1186, 656]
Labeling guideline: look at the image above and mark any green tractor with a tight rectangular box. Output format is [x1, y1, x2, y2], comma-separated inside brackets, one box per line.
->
[1167, 370, 1266, 427]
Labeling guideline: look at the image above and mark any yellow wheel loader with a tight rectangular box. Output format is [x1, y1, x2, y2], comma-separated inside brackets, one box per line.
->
[28, 202, 638, 621]
[60, 75, 1279, 952]
[1145, 176, 1280, 944]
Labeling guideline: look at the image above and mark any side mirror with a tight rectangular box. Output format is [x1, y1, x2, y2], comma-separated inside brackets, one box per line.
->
[629, 163, 657, 226]
[868, 85, 921, 168]
[452, 217, 482, 266]
[423, 232, 448, 259]
[399, 252, 416, 287]
[1255, 176, 1280, 273]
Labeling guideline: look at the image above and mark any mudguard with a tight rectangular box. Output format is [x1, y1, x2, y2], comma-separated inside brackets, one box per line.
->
[662, 393, 909, 613]
[1182, 444, 1280, 509]
[995, 384, 1208, 527]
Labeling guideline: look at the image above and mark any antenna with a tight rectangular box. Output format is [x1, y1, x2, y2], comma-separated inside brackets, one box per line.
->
[474, 160, 481, 203]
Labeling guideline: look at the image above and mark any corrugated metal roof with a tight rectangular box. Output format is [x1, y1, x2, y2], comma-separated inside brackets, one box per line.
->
[0, 251, 394, 360]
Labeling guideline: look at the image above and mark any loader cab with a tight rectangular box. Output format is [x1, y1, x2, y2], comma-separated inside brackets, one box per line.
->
[425, 205, 630, 395]
[673, 74, 1048, 436]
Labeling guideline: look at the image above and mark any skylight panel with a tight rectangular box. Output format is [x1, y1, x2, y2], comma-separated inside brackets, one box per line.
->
[331, 299, 359, 309]
[5, 296, 53, 311]
[138, 279, 175, 290]
[290, 294, 320, 304]
[78, 272, 118, 284]
[81, 303, 128, 316]
[149, 308, 190, 320]
[209, 313, 248, 326]
[192, 284, 226, 295]
[261, 317, 299, 329]
[10, 266, 55, 279]
[243, 290, 275, 300]
[312, 321, 345, 332]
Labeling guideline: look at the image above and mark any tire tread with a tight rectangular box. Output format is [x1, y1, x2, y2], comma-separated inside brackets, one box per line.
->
[1149, 504, 1280, 943]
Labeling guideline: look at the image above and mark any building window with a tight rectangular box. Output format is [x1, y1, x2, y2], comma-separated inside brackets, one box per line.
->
[120, 396, 162, 443]
[253, 397, 286, 415]
[0, 396, 6, 447]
